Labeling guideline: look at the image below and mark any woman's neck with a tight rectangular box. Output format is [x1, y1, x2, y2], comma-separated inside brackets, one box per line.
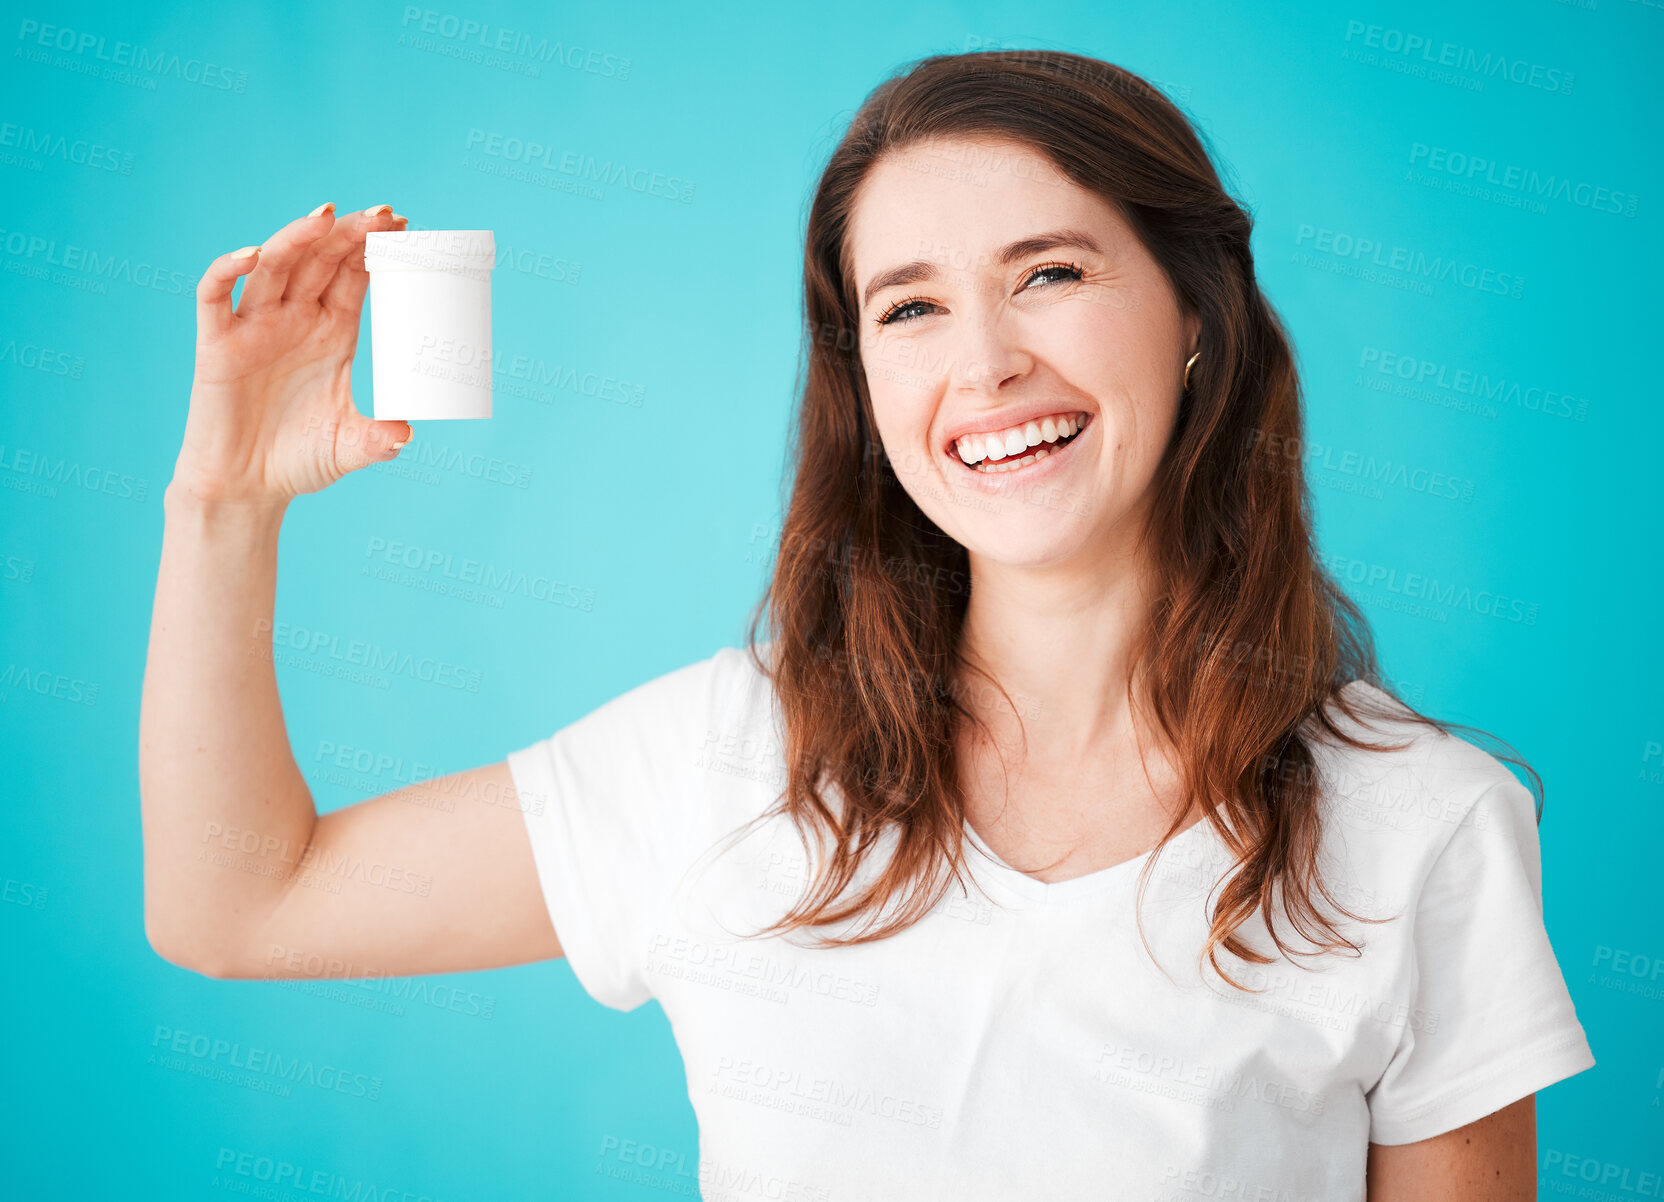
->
[956, 539, 1162, 760]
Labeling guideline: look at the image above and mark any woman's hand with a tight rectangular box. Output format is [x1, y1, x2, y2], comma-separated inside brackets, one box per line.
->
[171, 203, 413, 506]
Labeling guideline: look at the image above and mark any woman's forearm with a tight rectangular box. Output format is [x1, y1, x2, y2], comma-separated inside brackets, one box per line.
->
[138, 480, 317, 969]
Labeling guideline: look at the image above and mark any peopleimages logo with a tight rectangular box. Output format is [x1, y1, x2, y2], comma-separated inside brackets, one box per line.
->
[200, 821, 435, 897]
[1317, 551, 1540, 625]
[463, 129, 696, 203]
[252, 618, 484, 692]
[150, 1025, 382, 1100]
[0, 338, 86, 378]
[0, 441, 149, 501]
[1409, 143, 1639, 218]
[1251, 428, 1475, 503]
[1341, 20, 1575, 94]
[1093, 1042, 1328, 1115]
[398, 7, 631, 79]
[711, 1055, 948, 1129]
[213, 1147, 449, 1202]
[1294, 224, 1524, 298]
[647, 931, 882, 1007]
[0, 227, 192, 296]
[1540, 1151, 1664, 1196]
[15, 18, 249, 91]
[0, 121, 134, 174]
[0, 662, 99, 705]
[1356, 346, 1591, 423]
[362, 535, 597, 611]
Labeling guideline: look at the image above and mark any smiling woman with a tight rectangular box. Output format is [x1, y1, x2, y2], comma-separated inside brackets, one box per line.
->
[142, 47, 1591, 1202]
[721, 50, 1591, 1198]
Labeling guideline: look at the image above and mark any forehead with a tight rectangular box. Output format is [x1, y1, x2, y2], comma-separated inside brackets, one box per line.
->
[847, 136, 1125, 279]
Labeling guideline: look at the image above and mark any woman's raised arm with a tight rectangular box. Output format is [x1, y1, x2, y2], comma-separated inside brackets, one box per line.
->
[139, 204, 560, 979]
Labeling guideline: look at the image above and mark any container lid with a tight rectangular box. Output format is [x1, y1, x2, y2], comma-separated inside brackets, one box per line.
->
[364, 229, 495, 277]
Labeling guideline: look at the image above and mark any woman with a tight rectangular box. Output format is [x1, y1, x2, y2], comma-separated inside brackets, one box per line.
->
[140, 50, 1591, 1200]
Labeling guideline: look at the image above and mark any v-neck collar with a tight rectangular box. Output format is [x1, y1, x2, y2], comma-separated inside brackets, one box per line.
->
[960, 815, 1216, 905]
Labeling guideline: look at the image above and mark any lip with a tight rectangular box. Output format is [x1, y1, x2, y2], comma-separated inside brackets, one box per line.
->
[942, 411, 1094, 486]
[940, 403, 1095, 460]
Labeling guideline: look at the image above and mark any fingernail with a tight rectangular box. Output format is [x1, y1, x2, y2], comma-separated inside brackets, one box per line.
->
[365, 204, 393, 217]
[308, 202, 336, 218]
[390, 439, 408, 451]
[391, 212, 408, 224]
[231, 245, 261, 259]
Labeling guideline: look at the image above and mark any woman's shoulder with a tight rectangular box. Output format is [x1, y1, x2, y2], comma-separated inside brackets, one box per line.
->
[622, 641, 784, 784]
[598, 640, 774, 715]
[535, 642, 778, 774]
[1302, 679, 1536, 864]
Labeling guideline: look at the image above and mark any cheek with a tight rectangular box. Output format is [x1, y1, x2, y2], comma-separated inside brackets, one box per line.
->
[863, 381, 955, 501]
[1039, 300, 1176, 405]
[873, 422, 939, 487]
[863, 331, 945, 399]
[864, 346, 939, 436]
[1037, 295, 1146, 369]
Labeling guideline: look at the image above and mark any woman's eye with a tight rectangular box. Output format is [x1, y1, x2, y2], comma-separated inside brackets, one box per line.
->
[1024, 263, 1084, 290]
[875, 265, 1082, 326]
[878, 299, 938, 326]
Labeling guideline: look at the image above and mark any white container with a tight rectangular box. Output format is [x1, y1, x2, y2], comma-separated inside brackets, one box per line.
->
[364, 229, 495, 420]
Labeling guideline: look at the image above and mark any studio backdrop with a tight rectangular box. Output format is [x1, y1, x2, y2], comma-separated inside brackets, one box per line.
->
[1, 0, 1659, 1198]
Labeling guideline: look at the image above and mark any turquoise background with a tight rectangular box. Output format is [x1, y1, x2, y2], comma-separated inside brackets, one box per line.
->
[2, 0, 1659, 1196]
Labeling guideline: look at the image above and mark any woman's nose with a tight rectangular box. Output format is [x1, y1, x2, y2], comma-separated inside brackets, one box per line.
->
[950, 315, 1031, 392]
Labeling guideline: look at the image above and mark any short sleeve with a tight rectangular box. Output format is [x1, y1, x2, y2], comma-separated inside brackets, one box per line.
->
[1366, 773, 1595, 1144]
[504, 646, 746, 1012]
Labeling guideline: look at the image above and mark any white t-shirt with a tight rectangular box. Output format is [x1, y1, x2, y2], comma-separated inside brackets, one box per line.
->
[505, 644, 1593, 1201]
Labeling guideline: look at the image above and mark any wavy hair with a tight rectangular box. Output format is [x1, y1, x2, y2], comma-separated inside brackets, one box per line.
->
[728, 49, 1539, 986]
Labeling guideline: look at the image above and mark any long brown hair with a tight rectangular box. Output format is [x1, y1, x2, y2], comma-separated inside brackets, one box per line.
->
[730, 49, 1539, 986]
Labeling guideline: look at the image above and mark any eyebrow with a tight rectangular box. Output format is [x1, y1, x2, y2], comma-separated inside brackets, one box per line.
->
[860, 227, 1105, 309]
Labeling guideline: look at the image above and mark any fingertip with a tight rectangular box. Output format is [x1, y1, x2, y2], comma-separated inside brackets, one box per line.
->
[278, 210, 335, 247]
[199, 246, 260, 310]
[216, 245, 261, 277]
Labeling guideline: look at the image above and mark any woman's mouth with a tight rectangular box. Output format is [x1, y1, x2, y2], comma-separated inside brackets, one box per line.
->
[946, 410, 1092, 475]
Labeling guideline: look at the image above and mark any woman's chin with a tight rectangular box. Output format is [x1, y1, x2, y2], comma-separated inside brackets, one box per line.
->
[961, 523, 1100, 573]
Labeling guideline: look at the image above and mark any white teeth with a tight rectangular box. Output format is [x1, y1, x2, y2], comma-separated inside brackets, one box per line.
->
[951, 411, 1087, 468]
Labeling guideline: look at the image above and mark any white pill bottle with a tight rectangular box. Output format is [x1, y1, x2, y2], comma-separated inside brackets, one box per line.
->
[364, 229, 495, 420]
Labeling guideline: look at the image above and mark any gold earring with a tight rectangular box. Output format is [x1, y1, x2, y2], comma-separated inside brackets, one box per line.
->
[1184, 351, 1201, 391]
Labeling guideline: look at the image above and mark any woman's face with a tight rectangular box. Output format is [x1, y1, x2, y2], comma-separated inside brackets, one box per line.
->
[847, 136, 1199, 571]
